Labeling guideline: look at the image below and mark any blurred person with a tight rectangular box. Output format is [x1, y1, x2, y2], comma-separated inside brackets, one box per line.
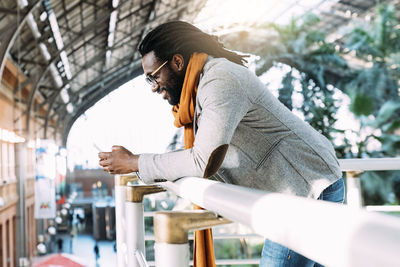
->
[94, 243, 100, 261]
[57, 238, 63, 252]
[99, 21, 344, 267]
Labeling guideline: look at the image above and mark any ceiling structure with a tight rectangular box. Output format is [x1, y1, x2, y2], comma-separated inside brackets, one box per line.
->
[0, 0, 399, 145]
[0, 0, 206, 144]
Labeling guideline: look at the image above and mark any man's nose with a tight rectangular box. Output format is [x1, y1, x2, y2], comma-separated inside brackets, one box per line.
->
[151, 84, 161, 93]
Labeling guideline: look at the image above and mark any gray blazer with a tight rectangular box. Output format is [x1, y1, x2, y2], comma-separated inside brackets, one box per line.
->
[139, 57, 342, 199]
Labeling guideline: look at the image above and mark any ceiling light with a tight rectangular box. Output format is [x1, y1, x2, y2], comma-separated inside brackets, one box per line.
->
[17, 0, 28, 8]
[112, 0, 119, 8]
[60, 51, 72, 80]
[40, 11, 48, 21]
[49, 63, 63, 88]
[39, 43, 51, 61]
[26, 14, 41, 39]
[48, 13, 64, 50]
[66, 103, 74, 114]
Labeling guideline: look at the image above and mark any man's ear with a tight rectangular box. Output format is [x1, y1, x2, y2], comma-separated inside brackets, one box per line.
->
[171, 54, 185, 72]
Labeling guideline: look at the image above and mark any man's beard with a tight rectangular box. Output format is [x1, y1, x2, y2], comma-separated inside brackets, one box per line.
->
[162, 67, 185, 106]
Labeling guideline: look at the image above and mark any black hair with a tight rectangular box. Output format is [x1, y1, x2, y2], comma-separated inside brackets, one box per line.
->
[138, 21, 247, 66]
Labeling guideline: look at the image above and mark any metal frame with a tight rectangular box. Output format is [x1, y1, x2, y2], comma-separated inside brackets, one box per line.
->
[0, 1, 42, 84]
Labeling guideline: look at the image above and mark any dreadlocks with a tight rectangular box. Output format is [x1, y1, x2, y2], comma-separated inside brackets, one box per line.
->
[138, 21, 247, 66]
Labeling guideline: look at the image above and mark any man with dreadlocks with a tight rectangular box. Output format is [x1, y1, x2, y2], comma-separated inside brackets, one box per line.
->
[99, 21, 344, 267]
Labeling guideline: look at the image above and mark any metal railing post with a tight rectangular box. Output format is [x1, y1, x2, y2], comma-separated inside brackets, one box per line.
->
[346, 171, 363, 208]
[153, 210, 230, 267]
[126, 185, 166, 267]
[115, 174, 138, 267]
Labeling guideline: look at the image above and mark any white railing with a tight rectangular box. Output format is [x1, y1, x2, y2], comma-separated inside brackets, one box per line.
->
[116, 157, 400, 267]
[159, 176, 400, 267]
[338, 157, 400, 171]
[339, 157, 400, 208]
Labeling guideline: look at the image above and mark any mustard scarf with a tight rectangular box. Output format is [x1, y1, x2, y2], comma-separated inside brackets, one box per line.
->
[172, 52, 216, 267]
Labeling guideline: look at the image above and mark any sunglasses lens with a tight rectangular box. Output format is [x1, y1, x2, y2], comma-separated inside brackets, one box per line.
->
[145, 76, 154, 85]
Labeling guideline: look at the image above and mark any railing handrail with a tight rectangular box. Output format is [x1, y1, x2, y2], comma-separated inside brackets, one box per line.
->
[338, 157, 400, 171]
[158, 177, 400, 267]
[144, 233, 262, 241]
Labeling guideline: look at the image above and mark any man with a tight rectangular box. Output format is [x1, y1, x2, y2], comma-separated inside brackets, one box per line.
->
[99, 21, 344, 266]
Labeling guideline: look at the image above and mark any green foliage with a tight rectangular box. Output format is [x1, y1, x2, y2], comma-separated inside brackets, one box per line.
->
[360, 171, 400, 205]
[367, 101, 400, 129]
[250, 13, 349, 142]
[246, 4, 400, 158]
[349, 91, 374, 116]
[225, 4, 400, 204]
[214, 239, 261, 267]
[344, 4, 400, 124]
[299, 78, 339, 140]
[278, 70, 294, 110]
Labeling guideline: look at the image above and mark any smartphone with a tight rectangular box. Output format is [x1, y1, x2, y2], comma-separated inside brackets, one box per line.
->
[93, 143, 105, 152]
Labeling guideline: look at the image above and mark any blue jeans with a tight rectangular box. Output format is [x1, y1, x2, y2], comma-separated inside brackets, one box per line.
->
[259, 178, 345, 267]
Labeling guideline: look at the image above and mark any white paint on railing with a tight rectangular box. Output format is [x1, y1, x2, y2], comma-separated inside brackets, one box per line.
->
[155, 243, 189, 267]
[365, 205, 400, 212]
[126, 202, 146, 267]
[115, 183, 128, 267]
[339, 157, 400, 171]
[346, 175, 363, 208]
[144, 233, 262, 241]
[143, 259, 261, 267]
[135, 250, 149, 267]
[160, 177, 400, 267]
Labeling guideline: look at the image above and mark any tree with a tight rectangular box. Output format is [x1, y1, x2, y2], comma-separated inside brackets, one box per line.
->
[222, 4, 400, 204]
[343, 4, 400, 157]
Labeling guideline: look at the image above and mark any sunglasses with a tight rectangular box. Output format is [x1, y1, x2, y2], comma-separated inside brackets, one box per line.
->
[145, 60, 168, 87]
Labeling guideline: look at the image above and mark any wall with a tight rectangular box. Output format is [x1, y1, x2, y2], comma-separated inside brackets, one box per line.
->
[0, 58, 48, 265]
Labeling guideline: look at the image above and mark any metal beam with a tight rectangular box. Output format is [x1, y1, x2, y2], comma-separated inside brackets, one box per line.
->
[0, 7, 27, 16]
[38, 0, 203, 142]
[76, 56, 131, 96]
[0, 1, 42, 91]
[38, 50, 109, 125]
[82, 0, 109, 11]
[0, 3, 43, 264]
[69, 51, 107, 74]
[75, 1, 194, 96]
[17, 58, 47, 67]
[43, 92, 60, 139]
[42, 49, 110, 137]
[25, 10, 113, 138]
[118, 1, 154, 23]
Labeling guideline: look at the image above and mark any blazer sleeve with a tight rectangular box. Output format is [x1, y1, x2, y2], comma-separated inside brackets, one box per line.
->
[138, 68, 251, 184]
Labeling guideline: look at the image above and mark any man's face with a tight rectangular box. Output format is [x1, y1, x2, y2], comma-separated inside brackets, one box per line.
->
[142, 51, 185, 106]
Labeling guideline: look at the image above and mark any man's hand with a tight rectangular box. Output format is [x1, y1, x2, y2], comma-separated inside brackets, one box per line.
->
[98, 145, 138, 174]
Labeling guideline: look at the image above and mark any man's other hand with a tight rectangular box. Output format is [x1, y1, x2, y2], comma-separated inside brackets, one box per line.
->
[98, 145, 138, 174]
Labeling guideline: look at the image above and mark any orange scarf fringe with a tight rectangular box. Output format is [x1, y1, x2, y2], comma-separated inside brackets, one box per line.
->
[172, 52, 216, 267]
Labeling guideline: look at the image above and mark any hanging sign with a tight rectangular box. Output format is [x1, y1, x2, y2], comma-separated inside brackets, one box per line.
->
[34, 140, 57, 219]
